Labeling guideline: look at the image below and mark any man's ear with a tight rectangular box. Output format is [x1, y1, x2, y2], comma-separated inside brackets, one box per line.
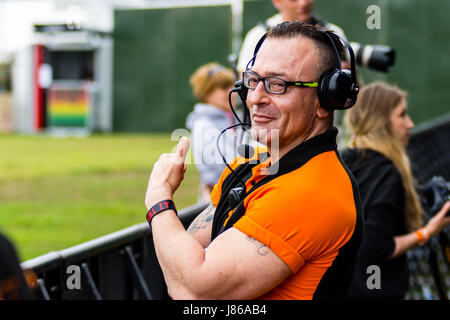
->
[315, 101, 330, 119]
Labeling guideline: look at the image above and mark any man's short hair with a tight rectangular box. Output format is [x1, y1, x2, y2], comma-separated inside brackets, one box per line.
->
[267, 21, 344, 80]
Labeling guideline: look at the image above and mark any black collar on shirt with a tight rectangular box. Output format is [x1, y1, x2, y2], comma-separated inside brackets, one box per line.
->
[266, 126, 338, 177]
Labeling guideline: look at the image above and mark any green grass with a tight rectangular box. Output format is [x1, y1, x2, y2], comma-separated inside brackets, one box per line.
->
[0, 133, 200, 261]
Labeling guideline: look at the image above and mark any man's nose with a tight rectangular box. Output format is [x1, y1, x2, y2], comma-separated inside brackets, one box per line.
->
[247, 80, 268, 103]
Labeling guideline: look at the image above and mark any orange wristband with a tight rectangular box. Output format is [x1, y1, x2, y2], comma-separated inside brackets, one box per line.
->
[415, 228, 430, 246]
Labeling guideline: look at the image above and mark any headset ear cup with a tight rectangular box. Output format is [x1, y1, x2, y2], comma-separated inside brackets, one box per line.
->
[317, 70, 334, 111]
[333, 69, 358, 109]
[319, 30, 359, 110]
[317, 69, 358, 110]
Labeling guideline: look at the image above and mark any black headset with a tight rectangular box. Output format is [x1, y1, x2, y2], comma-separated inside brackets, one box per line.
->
[317, 31, 359, 110]
[234, 28, 359, 113]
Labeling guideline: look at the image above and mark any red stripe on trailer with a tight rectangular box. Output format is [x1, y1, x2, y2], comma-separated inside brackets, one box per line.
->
[33, 45, 45, 131]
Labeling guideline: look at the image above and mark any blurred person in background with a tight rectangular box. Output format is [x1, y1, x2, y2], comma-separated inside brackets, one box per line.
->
[342, 81, 450, 299]
[186, 63, 238, 202]
[0, 233, 35, 299]
[237, 0, 349, 73]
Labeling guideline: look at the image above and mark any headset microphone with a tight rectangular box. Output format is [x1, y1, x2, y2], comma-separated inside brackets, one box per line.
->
[230, 80, 255, 160]
[233, 80, 249, 112]
[237, 131, 255, 159]
[215, 85, 254, 193]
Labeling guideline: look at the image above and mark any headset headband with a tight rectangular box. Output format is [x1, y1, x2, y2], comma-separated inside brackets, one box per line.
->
[323, 31, 357, 86]
[249, 30, 357, 84]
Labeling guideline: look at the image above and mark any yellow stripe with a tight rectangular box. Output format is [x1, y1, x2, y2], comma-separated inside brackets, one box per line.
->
[295, 82, 318, 87]
[49, 104, 89, 114]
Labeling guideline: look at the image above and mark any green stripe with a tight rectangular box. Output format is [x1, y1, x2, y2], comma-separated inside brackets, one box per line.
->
[295, 82, 318, 88]
[48, 115, 86, 127]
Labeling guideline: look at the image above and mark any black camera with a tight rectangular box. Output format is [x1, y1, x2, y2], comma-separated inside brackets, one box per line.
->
[350, 42, 396, 73]
[418, 176, 450, 216]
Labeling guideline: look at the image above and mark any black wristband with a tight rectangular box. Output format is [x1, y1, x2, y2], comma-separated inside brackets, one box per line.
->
[146, 200, 177, 226]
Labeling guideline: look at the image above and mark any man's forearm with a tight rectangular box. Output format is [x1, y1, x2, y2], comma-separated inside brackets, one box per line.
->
[151, 210, 207, 299]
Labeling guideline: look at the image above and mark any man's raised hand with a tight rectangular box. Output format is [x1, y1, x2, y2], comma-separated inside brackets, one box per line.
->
[145, 137, 191, 210]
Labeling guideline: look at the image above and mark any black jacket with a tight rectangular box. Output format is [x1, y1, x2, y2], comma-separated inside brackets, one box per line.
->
[342, 148, 409, 299]
[0, 233, 34, 299]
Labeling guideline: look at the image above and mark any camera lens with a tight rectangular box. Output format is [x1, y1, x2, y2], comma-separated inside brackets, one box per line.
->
[350, 42, 396, 72]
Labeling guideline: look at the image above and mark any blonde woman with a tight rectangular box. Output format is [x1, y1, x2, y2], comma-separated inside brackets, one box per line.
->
[343, 81, 450, 299]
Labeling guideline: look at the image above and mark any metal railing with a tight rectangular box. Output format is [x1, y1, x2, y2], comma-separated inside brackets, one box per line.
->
[21, 202, 208, 300]
[406, 113, 450, 300]
[407, 112, 450, 184]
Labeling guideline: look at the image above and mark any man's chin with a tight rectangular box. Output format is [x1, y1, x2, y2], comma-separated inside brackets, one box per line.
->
[250, 127, 279, 148]
[250, 126, 266, 143]
[251, 133, 268, 146]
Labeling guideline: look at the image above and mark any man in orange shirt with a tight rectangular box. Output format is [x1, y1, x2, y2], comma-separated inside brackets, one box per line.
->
[145, 22, 363, 299]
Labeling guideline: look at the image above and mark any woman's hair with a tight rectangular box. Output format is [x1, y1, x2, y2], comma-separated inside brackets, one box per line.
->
[189, 62, 235, 102]
[344, 81, 423, 230]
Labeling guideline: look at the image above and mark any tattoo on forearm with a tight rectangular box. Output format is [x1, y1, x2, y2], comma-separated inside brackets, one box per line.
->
[246, 235, 269, 256]
[187, 203, 214, 234]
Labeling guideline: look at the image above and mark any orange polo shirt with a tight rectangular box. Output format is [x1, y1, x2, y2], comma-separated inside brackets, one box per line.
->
[210, 128, 363, 300]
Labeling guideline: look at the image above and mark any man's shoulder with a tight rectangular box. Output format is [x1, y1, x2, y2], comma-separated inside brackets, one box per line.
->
[243, 13, 282, 39]
[246, 13, 281, 33]
[237, 14, 281, 71]
[266, 13, 283, 27]
[239, 24, 267, 53]
[251, 151, 347, 195]
[247, 150, 357, 219]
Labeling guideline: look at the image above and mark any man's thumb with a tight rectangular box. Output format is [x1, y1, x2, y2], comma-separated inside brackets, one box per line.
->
[177, 136, 190, 160]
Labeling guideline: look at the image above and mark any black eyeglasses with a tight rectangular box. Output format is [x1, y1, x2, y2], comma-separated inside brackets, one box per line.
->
[242, 70, 318, 94]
